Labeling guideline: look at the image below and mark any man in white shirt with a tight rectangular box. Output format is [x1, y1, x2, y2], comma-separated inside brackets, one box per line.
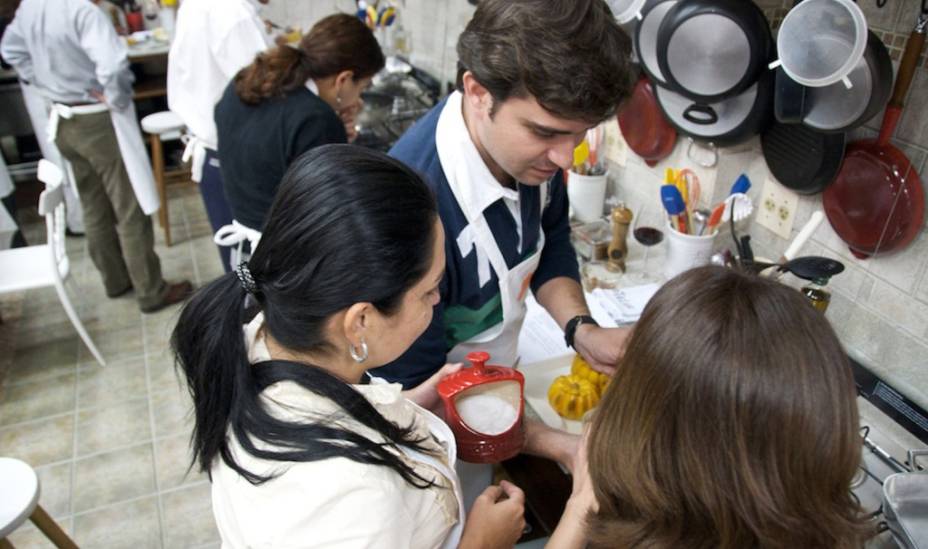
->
[167, 0, 272, 272]
[1, 0, 192, 313]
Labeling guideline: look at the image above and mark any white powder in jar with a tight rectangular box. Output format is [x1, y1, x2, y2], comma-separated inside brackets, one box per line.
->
[453, 381, 521, 435]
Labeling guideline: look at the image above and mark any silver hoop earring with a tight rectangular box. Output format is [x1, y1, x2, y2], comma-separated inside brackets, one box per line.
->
[349, 339, 368, 363]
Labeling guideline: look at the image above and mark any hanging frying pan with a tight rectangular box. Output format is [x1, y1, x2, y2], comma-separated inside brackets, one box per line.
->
[823, 15, 927, 259]
[656, 0, 772, 103]
[635, 0, 678, 86]
[653, 68, 774, 147]
[618, 76, 677, 167]
[761, 122, 846, 195]
[803, 30, 893, 133]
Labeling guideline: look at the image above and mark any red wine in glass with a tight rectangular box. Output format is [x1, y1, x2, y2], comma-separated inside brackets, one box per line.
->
[634, 227, 664, 247]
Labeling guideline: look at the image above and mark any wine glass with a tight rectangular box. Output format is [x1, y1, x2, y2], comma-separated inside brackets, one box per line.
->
[632, 204, 665, 279]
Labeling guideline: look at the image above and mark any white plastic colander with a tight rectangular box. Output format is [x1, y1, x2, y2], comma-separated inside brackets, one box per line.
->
[769, 0, 868, 89]
[607, 0, 648, 23]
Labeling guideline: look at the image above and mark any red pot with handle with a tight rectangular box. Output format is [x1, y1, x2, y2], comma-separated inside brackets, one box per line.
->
[437, 351, 525, 463]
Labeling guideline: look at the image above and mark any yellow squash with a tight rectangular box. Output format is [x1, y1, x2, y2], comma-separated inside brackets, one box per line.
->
[547, 374, 600, 421]
[570, 354, 611, 397]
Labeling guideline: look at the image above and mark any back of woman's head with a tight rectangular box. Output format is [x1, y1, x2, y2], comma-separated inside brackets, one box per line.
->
[172, 144, 437, 480]
[587, 266, 869, 549]
[235, 13, 384, 104]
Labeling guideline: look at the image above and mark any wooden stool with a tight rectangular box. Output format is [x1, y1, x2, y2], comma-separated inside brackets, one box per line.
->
[141, 111, 188, 247]
[0, 457, 78, 548]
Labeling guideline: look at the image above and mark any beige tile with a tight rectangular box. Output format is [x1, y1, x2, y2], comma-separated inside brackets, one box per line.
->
[5, 517, 74, 549]
[0, 373, 76, 425]
[72, 496, 161, 549]
[0, 414, 74, 467]
[897, 69, 928, 145]
[148, 352, 184, 394]
[150, 386, 194, 439]
[142, 310, 181, 361]
[34, 461, 72, 518]
[77, 358, 147, 410]
[154, 433, 206, 490]
[161, 482, 219, 548]
[7, 336, 79, 386]
[73, 443, 156, 512]
[78, 324, 144, 364]
[76, 397, 152, 457]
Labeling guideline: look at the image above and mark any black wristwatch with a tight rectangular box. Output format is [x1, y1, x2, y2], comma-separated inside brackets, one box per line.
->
[564, 315, 598, 350]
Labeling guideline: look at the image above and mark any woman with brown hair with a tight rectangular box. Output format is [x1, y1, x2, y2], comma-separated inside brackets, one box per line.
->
[549, 266, 871, 549]
[215, 13, 384, 233]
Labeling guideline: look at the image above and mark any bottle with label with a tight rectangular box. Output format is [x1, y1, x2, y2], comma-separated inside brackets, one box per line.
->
[801, 277, 831, 313]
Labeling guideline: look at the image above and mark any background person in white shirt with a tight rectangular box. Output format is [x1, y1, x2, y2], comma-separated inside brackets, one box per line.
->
[1, 0, 192, 313]
[167, 0, 272, 272]
[173, 145, 526, 548]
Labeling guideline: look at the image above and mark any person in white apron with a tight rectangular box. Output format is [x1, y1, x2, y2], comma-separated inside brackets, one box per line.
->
[371, 0, 638, 505]
[167, 0, 273, 272]
[1, 0, 191, 313]
[172, 146, 526, 548]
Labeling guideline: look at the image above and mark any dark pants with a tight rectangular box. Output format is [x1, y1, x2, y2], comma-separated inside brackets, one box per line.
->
[199, 148, 234, 272]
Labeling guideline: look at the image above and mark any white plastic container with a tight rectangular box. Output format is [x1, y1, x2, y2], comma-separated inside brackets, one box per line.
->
[768, 0, 868, 89]
[567, 171, 608, 223]
[663, 221, 716, 280]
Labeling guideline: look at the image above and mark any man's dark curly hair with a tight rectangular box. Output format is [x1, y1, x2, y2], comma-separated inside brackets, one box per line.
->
[456, 0, 635, 123]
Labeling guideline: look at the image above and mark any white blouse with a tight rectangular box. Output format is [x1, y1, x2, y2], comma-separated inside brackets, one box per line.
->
[210, 313, 465, 548]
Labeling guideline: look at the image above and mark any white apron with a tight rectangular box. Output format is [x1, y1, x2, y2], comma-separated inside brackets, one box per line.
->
[435, 92, 548, 369]
[20, 82, 85, 232]
[48, 101, 160, 215]
[181, 134, 209, 183]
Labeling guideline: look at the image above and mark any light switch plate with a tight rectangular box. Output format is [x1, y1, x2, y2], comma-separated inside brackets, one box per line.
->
[756, 177, 799, 240]
[602, 119, 627, 167]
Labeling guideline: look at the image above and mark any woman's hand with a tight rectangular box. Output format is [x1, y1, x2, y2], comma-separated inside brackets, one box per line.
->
[545, 427, 596, 549]
[459, 481, 526, 549]
[337, 99, 364, 143]
[402, 362, 462, 415]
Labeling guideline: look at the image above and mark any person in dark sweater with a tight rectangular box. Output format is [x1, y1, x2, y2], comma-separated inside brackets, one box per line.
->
[215, 13, 384, 232]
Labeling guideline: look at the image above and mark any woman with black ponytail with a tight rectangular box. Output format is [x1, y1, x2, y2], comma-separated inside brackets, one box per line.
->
[172, 145, 526, 548]
[214, 13, 384, 234]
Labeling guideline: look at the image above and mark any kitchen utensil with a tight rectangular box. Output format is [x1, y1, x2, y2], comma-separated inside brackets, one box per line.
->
[761, 121, 847, 195]
[573, 140, 590, 171]
[677, 168, 701, 210]
[747, 255, 845, 279]
[803, 30, 893, 133]
[635, 0, 679, 86]
[721, 192, 753, 223]
[686, 137, 718, 167]
[617, 76, 678, 167]
[656, 0, 772, 102]
[882, 450, 928, 549]
[730, 173, 751, 195]
[706, 202, 726, 233]
[653, 69, 774, 146]
[607, 205, 633, 273]
[437, 351, 525, 464]
[692, 208, 710, 236]
[770, 0, 868, 89]
[570, 219, 612, 262]
[607, 0, 648, 23]
[782, 210, 825, 261]
[823, 15, 927, 259]
[660, 184, 688, 233]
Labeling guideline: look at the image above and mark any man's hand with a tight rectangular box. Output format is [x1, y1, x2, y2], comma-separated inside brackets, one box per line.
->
[89, 89, 108, 106]
[573, 325, 632, 375]
[401, 362, 462, 415]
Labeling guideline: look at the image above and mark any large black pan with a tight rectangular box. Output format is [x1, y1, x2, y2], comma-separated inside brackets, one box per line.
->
[761, 122, 846, 195]
[656, 0, 772, 103]
[635, 0, 679, 87]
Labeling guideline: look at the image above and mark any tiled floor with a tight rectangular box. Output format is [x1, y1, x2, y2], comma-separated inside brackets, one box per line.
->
[0, 184, 224, 548]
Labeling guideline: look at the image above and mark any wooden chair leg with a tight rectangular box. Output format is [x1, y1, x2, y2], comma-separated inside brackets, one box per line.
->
[0, 536, 15, 548]
[30, 504, 78, 549]
[149, 133, 171, 246]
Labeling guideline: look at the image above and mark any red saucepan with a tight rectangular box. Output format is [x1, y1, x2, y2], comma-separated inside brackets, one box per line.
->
[618, 75, 677, 167]
[823, 15, 927, 259]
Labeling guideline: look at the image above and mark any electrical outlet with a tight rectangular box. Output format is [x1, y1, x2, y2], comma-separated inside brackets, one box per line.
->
[602, 120, 628, 167]
[756, 177, 799, 240]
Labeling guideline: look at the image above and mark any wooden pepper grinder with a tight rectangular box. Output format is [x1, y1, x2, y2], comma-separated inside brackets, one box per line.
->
[607, 204, 633, 273]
